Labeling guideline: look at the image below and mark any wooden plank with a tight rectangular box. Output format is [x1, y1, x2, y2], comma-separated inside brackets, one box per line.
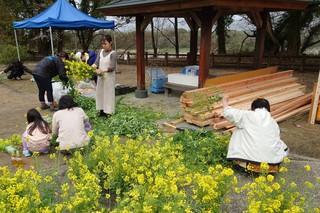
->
[185, 84, 306, 116]
[181, 76, 297, 106]
[212, 93, 312, 130]
[182, 70, 293, 100]
[308, 70, 320, 124]
[194, 89, 306, 120]
[275, 104, 310, 122]
[271, 93, 312, 117]
[204, 66, 278, 87]
[171, 117, 185, 125]
[217, 104, 310, 132]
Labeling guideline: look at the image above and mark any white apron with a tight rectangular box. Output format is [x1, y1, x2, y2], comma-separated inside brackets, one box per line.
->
[95, 50, 115, 114]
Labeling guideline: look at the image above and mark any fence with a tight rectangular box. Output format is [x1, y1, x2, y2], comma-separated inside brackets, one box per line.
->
[118, 52, 320, 71]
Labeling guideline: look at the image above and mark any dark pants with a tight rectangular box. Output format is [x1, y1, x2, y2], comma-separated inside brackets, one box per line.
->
[7, 72, 23, 79]
[33, 74, 53, 103]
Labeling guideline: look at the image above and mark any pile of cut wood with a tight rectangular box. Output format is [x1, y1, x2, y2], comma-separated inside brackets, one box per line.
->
[180, 67, 312, 132]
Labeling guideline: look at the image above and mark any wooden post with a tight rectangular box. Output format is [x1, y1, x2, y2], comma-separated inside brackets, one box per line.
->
[267, 54, 271, 67]
[308, 70, 320, 124]
[145, 51, 148, 66]
[165, 52, 168, 66]
[136, 15, 146, 91]
[300, 54, 306, 72]
[126, 51, 130, 65]
[237, 53, 241, 68]
[211, 52, 214, 68]
[253, 10, 267, 69]
[198, 7, 216, 88]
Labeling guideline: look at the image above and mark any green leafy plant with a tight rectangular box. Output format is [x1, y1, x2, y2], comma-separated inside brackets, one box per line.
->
[0, 44, 30, 64]
[171, 130, 231, 171]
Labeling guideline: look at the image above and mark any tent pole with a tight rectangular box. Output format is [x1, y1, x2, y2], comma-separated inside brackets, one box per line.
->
[14, 29, 21, 61]
[49, 26, 54, 55]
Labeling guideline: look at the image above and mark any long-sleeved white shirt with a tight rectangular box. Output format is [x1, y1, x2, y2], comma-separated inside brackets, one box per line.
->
[52, 107, 90, 150]
[222, 106, 288, 164]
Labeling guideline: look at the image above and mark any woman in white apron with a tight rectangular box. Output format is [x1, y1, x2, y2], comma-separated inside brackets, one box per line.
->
[93, 35, 117, 118]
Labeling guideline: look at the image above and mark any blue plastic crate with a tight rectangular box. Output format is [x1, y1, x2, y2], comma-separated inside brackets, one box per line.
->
[182, 65, 199, 76]
[147, 66, 168, 93]
[150, 76, 168, 93]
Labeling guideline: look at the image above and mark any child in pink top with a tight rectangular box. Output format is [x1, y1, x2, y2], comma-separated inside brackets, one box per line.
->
[22, 109, 52, 156]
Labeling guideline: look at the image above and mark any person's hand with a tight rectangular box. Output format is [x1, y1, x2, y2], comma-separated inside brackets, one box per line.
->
[222, 95, 229, 102]
[95, 69, 102, 75]
[222, 95, 229, 108]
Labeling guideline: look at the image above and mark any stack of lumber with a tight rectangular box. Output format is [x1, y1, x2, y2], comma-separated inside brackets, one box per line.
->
[180, 69, 312, 132]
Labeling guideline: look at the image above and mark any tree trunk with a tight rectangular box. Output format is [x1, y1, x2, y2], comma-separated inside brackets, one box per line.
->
[174, 17, 179, 58]
[77, 29, 95, 52]
[216, 17, 226, 54]
[151, 19, 157, 57]
[57, 30, 64, 53]
[286, 11, 301, 56]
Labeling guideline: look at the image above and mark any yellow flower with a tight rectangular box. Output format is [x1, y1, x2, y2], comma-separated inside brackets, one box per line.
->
[49, 153, 56, 160]
[44, 175, 53, 183]
[88, 130, 94, 138]
[279, 167, 288, 173]
[304, 181, 313, 188]
[290, 182, 297, 188]
[260, 162, 269, 172]
[283, 157, 291, 164]
[267, 174, 274, 182]
[272, 183, 281, 190]
[304, 165, 311, 171]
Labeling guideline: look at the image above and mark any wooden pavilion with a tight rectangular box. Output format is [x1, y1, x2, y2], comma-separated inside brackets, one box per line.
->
[98, 0, 311, 98]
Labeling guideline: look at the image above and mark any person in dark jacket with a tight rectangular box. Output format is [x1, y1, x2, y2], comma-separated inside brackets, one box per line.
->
[2, 60, 32, 80]
[32, 51, 69, 111]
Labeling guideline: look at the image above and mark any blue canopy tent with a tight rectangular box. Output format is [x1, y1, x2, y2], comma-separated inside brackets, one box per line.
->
[13, 0, 115, 60]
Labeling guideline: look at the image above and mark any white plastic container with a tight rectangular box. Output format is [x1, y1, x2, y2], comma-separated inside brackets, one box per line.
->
[168, 73, 198, 86]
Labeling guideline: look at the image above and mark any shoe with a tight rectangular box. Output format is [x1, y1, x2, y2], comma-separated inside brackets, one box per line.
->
[50, 105, 58, 112]
[98, 111, 111, 119]
[98, 110, 107, 117]
[23, 150, 31, 157]
[50, 107, 58, 112]
[41, 104, 50, 110]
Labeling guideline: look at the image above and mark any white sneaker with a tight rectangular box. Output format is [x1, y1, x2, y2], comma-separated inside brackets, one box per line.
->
[23, 150, 31, 157]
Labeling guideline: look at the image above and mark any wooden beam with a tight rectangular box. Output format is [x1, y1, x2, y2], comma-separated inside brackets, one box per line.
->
[204, 66, 278, 87]
[184, 15, 199, 65]
[253, 10, 267, 69]
[308, 70, 320, 124]
[98, 0, 309, 16]
[198, 7, 216, 88]
[136, 15, 146, 91]
[251, 10, 262, 28]
[190, 12, 201, 28]
[141, 16, 152, 31]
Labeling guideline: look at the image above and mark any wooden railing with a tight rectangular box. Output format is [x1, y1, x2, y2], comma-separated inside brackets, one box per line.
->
[118, 52, 320, 71]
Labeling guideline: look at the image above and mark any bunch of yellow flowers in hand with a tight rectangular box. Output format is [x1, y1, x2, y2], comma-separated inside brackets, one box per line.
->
[64, 60, 98, 81]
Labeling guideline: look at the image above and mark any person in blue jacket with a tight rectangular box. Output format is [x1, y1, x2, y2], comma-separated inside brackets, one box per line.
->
[32, 51, 69, 111]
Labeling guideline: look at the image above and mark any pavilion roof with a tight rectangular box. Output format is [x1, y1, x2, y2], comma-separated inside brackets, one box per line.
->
[98, 0, 312, 17]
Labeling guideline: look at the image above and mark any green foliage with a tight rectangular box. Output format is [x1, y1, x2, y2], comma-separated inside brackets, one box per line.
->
[171, 130, 231, 171]
[0, 45, 30, 64]
[73, 95, 163, 139]
[0, 134, 22, 152]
